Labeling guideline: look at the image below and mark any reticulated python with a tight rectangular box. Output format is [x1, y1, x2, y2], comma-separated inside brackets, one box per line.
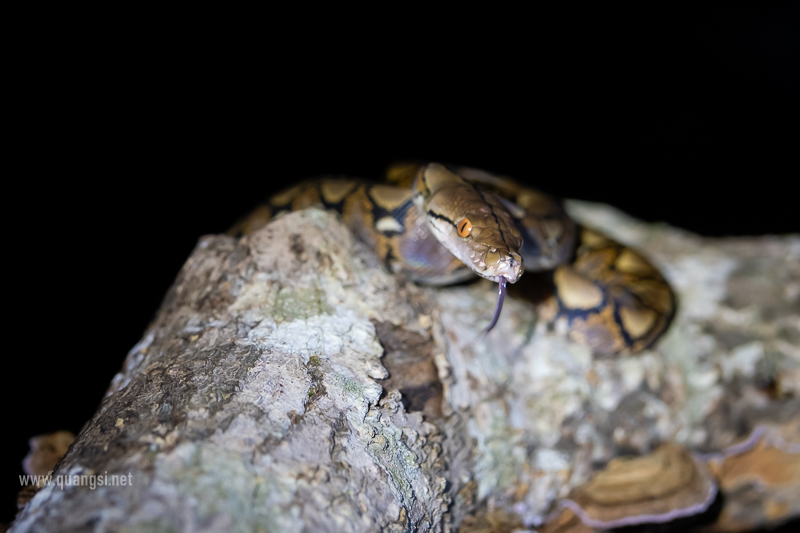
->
[231, 163, 674, 355]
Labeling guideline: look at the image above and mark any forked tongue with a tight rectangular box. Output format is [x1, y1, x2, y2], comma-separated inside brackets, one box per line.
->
[483, 275, 507, 333]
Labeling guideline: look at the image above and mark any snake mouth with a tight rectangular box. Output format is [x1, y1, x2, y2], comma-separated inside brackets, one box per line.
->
[480, 252, 523, 284]
[483, 275, 508, 333]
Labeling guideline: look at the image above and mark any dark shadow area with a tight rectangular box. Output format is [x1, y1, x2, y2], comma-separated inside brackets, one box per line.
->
[374, 321, 444, 421]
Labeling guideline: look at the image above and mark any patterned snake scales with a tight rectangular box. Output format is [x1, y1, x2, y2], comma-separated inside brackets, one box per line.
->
[231, 163, 674, 355]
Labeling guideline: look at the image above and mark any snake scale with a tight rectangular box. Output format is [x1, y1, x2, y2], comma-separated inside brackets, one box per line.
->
[231, 163, 674, 355]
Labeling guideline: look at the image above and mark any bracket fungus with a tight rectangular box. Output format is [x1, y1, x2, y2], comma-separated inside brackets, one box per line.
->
[558, 443, 717, 529]
[22, 431, 75, 477]
[702, 419, 800, 531]
[18, 431, 76, 511]
[539, 508, 596, 533]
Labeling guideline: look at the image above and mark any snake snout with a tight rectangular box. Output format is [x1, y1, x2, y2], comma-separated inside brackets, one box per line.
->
[496, 252, 523, 284]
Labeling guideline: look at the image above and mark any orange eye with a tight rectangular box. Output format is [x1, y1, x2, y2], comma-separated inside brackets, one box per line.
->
[457, 218, 472, 237]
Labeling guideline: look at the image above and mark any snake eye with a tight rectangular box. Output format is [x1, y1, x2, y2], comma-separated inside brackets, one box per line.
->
[457, 218, 472, 237]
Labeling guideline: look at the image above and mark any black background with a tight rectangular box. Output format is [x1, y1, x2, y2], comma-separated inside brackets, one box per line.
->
[2, 3, 798, 526]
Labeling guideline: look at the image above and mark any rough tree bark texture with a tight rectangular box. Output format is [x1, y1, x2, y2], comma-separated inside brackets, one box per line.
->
[11, 203, 800, 533]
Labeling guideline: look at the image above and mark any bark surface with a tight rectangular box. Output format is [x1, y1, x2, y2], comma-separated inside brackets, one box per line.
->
[11, 204, 800, 532]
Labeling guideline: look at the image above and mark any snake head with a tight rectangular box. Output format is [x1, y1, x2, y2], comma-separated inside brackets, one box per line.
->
[415, 163, 524, 284]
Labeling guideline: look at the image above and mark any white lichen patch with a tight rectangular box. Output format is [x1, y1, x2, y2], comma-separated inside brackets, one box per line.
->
[669, 255, 740, 320]
[591, 359, 646, 412]
[147, 442, 298, 533]
[225, 351, 312, 439]
[246, 209, 426, 335]
[106, 329, 156, 395]
[720, 341, 764, 381]
[533, 448, 570, 471]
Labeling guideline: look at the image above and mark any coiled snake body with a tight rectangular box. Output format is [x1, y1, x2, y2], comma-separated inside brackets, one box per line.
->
[232, 163, 674, 355]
